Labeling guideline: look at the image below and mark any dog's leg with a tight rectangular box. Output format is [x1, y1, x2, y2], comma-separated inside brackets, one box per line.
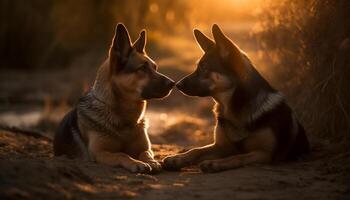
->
[163, 144, 231, 170]
[139, 150, 162, 173]
[94, 151, 152, 173]
[87, 132, 151, 173]
[199, 127, 277, 172]
[199, 151, 272, 173]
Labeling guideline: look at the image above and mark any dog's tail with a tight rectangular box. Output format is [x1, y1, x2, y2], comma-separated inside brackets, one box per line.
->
[0, 124, 51, 141]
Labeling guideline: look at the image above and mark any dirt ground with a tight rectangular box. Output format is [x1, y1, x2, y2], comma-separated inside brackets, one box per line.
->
[0, 129, 349, 200]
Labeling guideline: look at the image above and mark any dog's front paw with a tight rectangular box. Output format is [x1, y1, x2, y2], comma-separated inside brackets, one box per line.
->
[147, 160, 162, 174]
[199, 160, 222, 173]
[162, 155, 187, 171]
[129, 161, 152, 174]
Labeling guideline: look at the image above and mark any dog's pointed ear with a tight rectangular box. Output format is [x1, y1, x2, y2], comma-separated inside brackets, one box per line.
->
[194, 29, 214, 53]
[110, 23, 132, 61]
[133, 29, 146, 53]
[212, 24, 240, 59]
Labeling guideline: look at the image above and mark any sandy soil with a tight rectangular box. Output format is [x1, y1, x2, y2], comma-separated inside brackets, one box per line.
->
[0, 129, 349, 200]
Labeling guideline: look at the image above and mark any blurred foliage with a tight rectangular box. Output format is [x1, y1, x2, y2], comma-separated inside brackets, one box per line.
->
[256, 0, 350, 142]
[0, 0, 190, 69]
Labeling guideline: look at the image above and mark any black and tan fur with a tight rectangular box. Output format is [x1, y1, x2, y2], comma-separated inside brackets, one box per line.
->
[54, 24, 175, 173]
[163, 24, 309, 172]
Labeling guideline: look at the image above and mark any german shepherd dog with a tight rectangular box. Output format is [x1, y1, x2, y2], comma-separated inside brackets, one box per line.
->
[54, 24, 175, 173]
[163, 24, 309, 172]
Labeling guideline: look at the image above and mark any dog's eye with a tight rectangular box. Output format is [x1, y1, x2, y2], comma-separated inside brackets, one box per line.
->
[200, 67, 208, 73]
[199, 61, 206, 66]
[138, 62, 148, 71]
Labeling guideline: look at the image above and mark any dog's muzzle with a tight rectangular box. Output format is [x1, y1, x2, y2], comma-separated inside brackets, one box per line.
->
[141, 75, 175, 99]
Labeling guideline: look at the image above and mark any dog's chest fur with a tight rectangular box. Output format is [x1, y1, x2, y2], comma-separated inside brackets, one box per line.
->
[77, 92, 146, 141]
[215, 91, 285, 143]
[217, 118, 249, 142]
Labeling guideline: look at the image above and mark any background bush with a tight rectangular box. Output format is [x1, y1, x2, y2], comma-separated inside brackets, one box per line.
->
[256, 0, 350, 143]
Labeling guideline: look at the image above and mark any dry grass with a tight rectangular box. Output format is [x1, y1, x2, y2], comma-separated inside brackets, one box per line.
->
[255, 0, 350, 143]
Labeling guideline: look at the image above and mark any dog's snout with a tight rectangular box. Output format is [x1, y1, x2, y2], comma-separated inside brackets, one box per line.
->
[165, 79, 175, 88]
[176, 81, 184, 90]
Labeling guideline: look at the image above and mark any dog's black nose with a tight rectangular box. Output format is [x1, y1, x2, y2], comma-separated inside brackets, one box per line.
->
[165, 79, 175, 88]
[175, 81, 184, 90]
